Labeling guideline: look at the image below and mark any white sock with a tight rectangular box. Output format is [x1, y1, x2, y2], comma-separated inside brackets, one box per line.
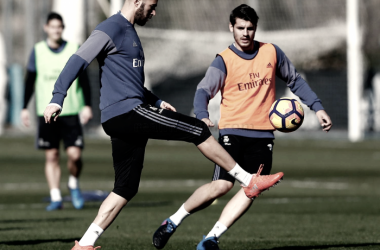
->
[205, 221, 228, 239]
[79, 223, 104, 247]
[68, 175, 79, 189]
[50, 188, 62, 202]
[169, 204, 190, 226]
[228, 163, 252, 187]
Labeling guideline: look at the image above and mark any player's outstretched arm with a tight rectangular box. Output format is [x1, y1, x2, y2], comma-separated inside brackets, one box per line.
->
[50, 29, 119, 110]
[316, 110, 332, 132]
[43, 104, 62, 124]
[160, 101, 176, 112]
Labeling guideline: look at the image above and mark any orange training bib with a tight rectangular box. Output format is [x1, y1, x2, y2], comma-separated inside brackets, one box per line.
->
[218, 42, 276, 130]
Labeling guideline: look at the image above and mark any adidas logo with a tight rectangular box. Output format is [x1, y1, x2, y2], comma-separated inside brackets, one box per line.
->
[267, 63, 273, 68]
[133, 41, 138, 47]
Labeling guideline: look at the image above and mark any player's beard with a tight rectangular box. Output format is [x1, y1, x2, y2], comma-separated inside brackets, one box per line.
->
[135, 3, 149, 26]
[233, 31, 254, 51]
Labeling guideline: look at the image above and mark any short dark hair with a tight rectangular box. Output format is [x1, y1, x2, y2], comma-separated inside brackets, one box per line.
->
[46, 12, 64, 27]
[230, 4, 259, 27]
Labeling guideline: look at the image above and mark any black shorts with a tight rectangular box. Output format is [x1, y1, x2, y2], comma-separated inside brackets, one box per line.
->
[37, 115, 84, 150]
[212, 135, 274, 184]
[101, 104, 211, 201]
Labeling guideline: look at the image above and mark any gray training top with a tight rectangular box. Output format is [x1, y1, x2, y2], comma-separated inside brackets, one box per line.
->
[50, 12, 162, 123]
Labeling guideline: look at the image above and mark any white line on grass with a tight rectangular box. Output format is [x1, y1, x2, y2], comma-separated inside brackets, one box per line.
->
[0, 197, 362, 210]
[0, 179, 349, 191]
[289, 180, 349, 190]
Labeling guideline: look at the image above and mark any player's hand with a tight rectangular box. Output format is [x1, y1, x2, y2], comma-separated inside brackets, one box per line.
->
[202, 118, 215, 127]
[20, 109, 31, 127]
[43, 104, 62, 124]
[316, 110, 332, 132]
[160, 101, 177, 112]
[80, 106, 93, 125]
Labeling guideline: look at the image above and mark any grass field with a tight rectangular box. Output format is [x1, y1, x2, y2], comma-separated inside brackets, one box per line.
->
[0, 136, 380, 250]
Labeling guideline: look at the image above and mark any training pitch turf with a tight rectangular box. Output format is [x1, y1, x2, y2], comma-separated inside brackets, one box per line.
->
[0, 136, 379, 250]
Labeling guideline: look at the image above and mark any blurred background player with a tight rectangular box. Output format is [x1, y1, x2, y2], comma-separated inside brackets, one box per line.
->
[21, 12, 93, 211]
[152, 4, 333, 250]
[43, 0, 283, 249]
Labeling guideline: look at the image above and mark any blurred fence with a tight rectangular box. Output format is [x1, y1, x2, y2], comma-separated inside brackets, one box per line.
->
[1, 0, 380, 138]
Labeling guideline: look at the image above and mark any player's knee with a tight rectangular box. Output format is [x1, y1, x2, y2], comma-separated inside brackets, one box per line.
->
[66, 147, 82, 162]
[209, 181, 233, 197]
[113, 186, 139, 201]
[45, 149, 59, 163]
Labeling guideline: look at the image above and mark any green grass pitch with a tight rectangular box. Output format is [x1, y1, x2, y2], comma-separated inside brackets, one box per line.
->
[0, 136, 380, 249]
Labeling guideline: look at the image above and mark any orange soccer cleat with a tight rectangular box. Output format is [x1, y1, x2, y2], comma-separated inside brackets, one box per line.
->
[71, 241, 101, 250]
[243, 164, 284, 199]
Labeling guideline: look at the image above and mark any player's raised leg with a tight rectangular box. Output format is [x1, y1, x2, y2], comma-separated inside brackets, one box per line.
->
[45, 148, 63, 211]
[66, 146, 84, 209]
[132, 104, 283, 195]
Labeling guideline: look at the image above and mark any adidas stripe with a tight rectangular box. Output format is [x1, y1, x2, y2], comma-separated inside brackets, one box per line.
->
[133, 106, 203, 136]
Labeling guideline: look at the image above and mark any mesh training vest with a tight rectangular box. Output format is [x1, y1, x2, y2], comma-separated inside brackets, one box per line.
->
[218, 42, 276, 130]
[35, 41, 84, 116]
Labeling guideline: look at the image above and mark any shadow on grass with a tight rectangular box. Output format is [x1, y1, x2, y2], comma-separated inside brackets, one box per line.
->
[127, 201, 171, 207]
[0, 238, 77, 246]
[267, 242, 380, 249]
[0, 227, 28, 231]
[79, 200, 172, 209]
[0, 218, 76, 224]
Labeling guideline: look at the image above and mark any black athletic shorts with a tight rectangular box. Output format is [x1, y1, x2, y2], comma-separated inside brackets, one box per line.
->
[36, 115, 84, 150]
[101, 104, 211, 201]
[212, 134, 274, 184]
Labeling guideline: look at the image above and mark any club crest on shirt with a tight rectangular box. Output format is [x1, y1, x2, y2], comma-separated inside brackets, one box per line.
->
[223, 136, 231, 145]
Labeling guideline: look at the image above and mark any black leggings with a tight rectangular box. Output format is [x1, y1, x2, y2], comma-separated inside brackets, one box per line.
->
[102, 104, 211, 200]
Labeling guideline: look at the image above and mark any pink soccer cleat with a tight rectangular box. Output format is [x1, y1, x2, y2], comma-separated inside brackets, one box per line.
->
[71, 241, 101, 250]
[243, 164, 284, 199]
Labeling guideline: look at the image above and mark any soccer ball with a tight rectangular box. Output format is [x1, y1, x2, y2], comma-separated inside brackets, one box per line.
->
[269, 97, 304, 132]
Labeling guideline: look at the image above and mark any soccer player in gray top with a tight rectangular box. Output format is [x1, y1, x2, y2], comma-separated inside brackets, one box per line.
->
[43, 1, 283, 249]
